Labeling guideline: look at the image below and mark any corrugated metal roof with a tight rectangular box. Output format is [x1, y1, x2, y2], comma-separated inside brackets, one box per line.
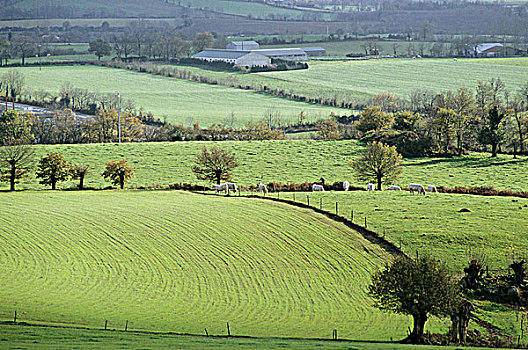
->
[192, 49, 251, 59]
[301, 47, 326, 52]
[251, 48, 307, 56]
[475, 43, 503, 54]
[228, 41, 259, 46]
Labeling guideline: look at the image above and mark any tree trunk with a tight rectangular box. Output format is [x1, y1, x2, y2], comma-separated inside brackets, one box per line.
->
[9, 164, 15, 191]
[79, 176, 84, 190]
[491, 143, 498, 157]
[407, 313, 427, 343]
[120, 175, 124, 189]
[52, 181, 56, 190]
[377, 175, 382, 191]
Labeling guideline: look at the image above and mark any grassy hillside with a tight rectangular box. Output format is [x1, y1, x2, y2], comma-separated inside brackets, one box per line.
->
[3, 65, 344, 126]
[8, 0, 196, 18]
[6, 140, 528, 192]
[156, 58, 528, 103]
[0, 190, 416, 339]
[277, 191, 528, 273]
[0, 324, 498, 350]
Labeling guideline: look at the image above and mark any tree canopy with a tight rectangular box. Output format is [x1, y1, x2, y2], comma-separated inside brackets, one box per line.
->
[101, 159, 134, 189]
[89, 39, 112, 60]
[350, 141, 402, 190]
[36, 152, 71, 190]
[369, 254, 459, 343]
[192, 145, 238, 184]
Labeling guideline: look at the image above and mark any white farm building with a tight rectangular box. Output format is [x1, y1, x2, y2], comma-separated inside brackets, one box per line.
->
[251, 48, 308, 61]
[226, 41, 260, 51]
[192, 49, 270, 67]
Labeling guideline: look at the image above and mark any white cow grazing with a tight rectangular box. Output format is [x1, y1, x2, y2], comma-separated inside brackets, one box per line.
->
[258, 182, 268, 194]
[427, 185, 438, 193]
[212, 183, 229, 195]
[453, 57, 457, 62]
[343, 180, 350, 192]
[388, 185, 402, 191]
[312, 184, 325, 192]
[409, 183, 427, 195]
[225, 182, 238, 193]
[367, 183, 375, 191]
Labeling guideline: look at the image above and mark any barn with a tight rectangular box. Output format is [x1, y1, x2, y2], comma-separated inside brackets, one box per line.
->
[226, 41, 260, 51]
[192, 49, 270, 67]
[250, 48, 308, 61]
[301, 47, 326, 57]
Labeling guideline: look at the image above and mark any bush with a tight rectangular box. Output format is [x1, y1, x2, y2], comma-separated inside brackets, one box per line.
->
[362, 129, 434, 157]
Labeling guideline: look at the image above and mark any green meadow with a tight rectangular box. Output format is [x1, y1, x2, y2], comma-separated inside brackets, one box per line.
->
[5, 140, 527, 192]
[2, 65, 344, 126]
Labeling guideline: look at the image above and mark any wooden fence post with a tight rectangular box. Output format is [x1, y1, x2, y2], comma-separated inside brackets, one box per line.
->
[227, 322, 231, 337]
[336, 202, 338, 215]
[204, 328, 209, 337]
[351, 210, 354, 222]
[293, 192, 296, 202]
[14, 310, 17, 323]
[104, 320, 108, 330]
[365, 217, 367, 228]
[320, 198, 322, 210]
[125, 320, 128, 331]
[307, 195, 310, 206]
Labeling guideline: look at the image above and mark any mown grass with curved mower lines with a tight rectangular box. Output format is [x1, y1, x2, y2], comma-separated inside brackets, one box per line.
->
[0, 190, 427, 340]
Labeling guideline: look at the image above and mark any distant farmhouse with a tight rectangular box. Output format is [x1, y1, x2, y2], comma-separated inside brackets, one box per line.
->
[193, 41, 324, 66]
[473, 43, 524, 57]
[192, 49, 270, 67]
[226, 41, 260, 51]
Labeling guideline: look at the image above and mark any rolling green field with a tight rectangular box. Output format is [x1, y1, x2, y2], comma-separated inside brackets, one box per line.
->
[168, 0, 316, 19]
[3, 65, 343, 126]
[159, 58, 528, 103]
[0, 190, 417, 339]
[0, 324, 500, 350]
[6, 140, 528, 192]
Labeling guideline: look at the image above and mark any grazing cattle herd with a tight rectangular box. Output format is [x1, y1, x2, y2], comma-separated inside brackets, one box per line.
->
[212, 181, 439, 196]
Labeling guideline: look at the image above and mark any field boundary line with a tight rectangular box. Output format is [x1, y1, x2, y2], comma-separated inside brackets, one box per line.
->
[189, 191, 405, 258]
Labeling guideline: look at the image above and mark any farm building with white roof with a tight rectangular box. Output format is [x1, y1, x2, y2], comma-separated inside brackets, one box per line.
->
[301, 47, 326, 56]
[226, 41, 260, 51]
[250, 48, 308, 61]
[192, 49, 270, 67]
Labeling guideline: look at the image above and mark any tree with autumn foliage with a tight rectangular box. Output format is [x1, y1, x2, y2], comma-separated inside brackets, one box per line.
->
[192, 145, 238, 184]
[36, 152, 71, 190]
[101, 159, 134, 189]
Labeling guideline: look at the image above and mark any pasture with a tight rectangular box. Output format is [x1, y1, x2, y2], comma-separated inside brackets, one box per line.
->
[0, 190, 417, 339]
[3, 65, 344, 126]
[161, 58, 528, 103]
[0, 324, 498, 350]
[6, 140, 528, 192]
[276, 191, 528, 273]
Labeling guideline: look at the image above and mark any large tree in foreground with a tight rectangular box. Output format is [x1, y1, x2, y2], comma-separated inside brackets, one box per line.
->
[102, 159, 134, 189]
[0, 143, 34, 191]
[350, 141, 402, 190]
[369, 255, 459, 344]
[192, 145, 238, 184]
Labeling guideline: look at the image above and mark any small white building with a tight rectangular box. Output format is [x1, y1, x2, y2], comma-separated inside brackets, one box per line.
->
[250, 48, 308, 61]
[192, 49, 270, 67]
[226, 41, 260, 51]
